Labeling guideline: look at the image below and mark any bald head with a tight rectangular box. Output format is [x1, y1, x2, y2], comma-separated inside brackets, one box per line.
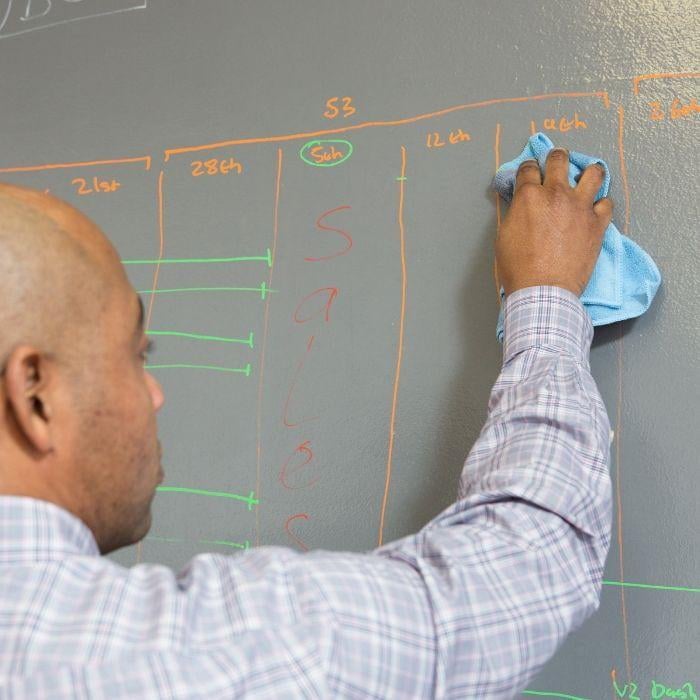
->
[0, 183, 164, 554]
[0, 183, 121, 369]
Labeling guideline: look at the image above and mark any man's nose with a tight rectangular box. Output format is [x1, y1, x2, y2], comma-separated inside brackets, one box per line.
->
[146, 372, 165, 412]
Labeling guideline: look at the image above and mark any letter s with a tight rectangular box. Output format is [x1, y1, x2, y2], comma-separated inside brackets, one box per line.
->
[305, 205, 353, 262]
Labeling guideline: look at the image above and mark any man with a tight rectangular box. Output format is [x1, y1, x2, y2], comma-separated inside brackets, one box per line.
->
[0, 149, 613, 698]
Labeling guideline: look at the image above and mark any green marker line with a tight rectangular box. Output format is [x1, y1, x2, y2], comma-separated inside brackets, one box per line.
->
[146, 535, 182, 544]
[522, 692, 591, 700]
[145, 363, 252, 376]
[123, 248, 272, 268]
[603, 579, 700, 594]
[147, 330, 254, 348]
[299, 139, 354, 167]
[156, 486, 259, 511]
[138, 283, 276, 300]
[203, 538, 251, 550]
[147, 535, 250, 550]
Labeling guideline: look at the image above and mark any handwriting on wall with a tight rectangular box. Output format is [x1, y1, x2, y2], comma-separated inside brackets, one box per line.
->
[611, 669, 697, 700]
[530, 112, 588, 133]
[0, 0, 147, 39]
[425, 127, 471, 149]
[323, 96, 356, 120]
[190, 157, 243, 177]
[300, 139, 353, 167]
[72, 176, 121, 195]
[279, 201, 353, 541]
[648, 97, 699, 121]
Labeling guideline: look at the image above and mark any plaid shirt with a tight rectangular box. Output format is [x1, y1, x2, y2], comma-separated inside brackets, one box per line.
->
[0, 286, 612, 699]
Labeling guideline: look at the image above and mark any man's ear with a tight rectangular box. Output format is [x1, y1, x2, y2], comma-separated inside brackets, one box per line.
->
[2, 345, 55, 455]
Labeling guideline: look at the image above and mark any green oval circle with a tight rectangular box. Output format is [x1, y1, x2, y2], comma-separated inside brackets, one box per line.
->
[299, 139, 354, 167]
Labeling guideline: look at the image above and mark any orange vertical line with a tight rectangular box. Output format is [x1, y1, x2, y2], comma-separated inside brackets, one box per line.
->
[493, 123, 502, 301]
[615, 324, 632, 683]
[611, 668, 623, 700]
[255, 147, 283, 547]
[615, 103, 633, 684]
[632, 71, 700, 95]
[378, 146, 408, 546]
[145, 170, 165, 329]
[617, 106, 631, 235]
[135, 168, 165, 566]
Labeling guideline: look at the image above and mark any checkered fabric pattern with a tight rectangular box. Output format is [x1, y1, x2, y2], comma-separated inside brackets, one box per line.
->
[0, 286, 612, 699]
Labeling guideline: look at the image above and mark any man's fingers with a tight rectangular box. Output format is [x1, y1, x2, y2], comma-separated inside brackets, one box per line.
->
[514, 159, 542, 191]
[593, 197, 614, 229]
[576, 163, 606, 202]
[544, 148, 570, 188]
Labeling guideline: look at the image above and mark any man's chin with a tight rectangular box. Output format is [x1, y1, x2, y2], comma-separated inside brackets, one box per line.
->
[131, 508, 153, 545]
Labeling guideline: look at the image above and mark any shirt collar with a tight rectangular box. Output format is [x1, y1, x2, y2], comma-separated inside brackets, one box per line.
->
[0, 495, 100, 563]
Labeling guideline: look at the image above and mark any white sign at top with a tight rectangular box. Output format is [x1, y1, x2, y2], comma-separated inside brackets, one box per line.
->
[0, 0, 147, 39]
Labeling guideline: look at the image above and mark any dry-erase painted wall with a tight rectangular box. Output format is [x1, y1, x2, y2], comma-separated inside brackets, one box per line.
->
[1, 2, 698, 697]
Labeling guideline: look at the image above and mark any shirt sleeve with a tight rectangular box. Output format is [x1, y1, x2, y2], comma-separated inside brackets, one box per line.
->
[377, 284, 613, 697]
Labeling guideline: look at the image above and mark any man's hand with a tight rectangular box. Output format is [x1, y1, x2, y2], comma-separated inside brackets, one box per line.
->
[495, 148, 613, 297]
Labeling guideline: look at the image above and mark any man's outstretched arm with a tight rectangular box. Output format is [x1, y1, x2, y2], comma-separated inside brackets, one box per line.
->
[378, 283, 612, 697]
[341, 148, 614, 696]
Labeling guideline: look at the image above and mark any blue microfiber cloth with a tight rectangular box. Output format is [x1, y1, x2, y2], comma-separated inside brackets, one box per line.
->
[493, 132, 661, 342]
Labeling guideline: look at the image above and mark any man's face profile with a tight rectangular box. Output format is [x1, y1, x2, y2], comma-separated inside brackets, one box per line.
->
[0, 183, 164, 554]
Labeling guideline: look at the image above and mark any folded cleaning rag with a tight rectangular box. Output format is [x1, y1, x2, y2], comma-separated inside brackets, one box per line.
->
[493, 132, 661, 342]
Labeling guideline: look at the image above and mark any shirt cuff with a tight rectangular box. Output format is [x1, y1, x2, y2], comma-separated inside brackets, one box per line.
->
[502, 286, 593, 365]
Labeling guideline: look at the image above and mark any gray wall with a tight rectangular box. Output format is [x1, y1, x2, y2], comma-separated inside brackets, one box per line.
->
[1, 1, 697, 697]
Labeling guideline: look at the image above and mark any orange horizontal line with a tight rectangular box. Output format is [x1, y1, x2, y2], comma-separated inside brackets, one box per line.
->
[633, 71, 700, 95]
[0, 155, 152, 175]
[164, 90, 610, 159]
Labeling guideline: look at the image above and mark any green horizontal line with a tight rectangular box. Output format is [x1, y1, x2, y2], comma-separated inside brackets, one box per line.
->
[123, 248, 272, 267]
[523, 692, 591, 700]
[147, 535, 250, 550]
[603, 579, 700, 594]
[147, 330, 254, 348]
[138, 284, 277, 300]
[156, 486, 259, 511]
[145, 363, 251, 376]
[204, 538, 251, 550]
